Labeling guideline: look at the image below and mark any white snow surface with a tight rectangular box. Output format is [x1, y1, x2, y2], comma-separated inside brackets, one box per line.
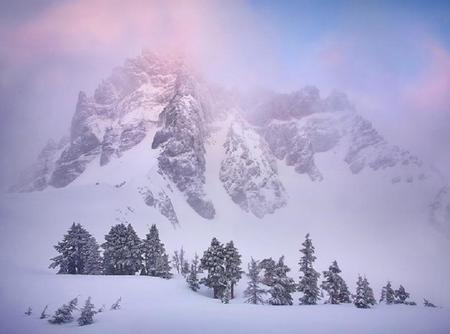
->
[1, 130, 450, 333]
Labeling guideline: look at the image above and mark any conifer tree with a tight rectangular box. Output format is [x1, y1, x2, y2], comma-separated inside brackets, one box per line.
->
[141, 224, 172, 278]
[186, 254, 200, 291]
[40, 305, 49, 319]
[200, 237, 226, 299]
[267, 256, 296, 306]
[394, 285, 411, 304]
[224, 241, 243, 299]
[259, 258, 277, 287]
[354, 276, 370, 309]
[380, 281, 395, 304]
[82, 236, 103, 275]
[111, 297, 122, 310]
[49, 297, 78, 324]
[298, 233, 320, 305]
[424, 299, 437, 308]
[182, 261, 190, 277]
[363, 277, 376, 305]
[172, 250, 181, 274]
[78, 297, 96, 326]
[321, 260, 351, 304]
[221, 281, 231, 304]
[102, 223, 142, 275]
[49, 223, 102, 274]
[24, 307, 32, 316]
[244, 258, 266, 304]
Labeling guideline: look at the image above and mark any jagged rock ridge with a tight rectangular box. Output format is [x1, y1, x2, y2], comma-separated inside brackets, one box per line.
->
[11, 52, 445, 227]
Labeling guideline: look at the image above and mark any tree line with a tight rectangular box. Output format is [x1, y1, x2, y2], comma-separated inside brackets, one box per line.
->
[50, 224, 437, 309]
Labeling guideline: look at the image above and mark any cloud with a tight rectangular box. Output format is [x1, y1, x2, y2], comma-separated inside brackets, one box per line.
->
[402, 38, 450, 113]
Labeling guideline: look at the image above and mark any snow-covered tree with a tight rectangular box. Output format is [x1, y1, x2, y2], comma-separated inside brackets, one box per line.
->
[221, 281, 231, 304]
[267, 256, 296, 306]
[363, 277, 376, 305]
[82, 236, 103, 275]
[224, 241, 243, 299]
[141, 224, 172, 278]
[186, 254, 200, 292]
[244, 258, 265, 304]
[102, 224, 142, 275]
[173, 247, 188, 276]
[424, 299, 437, 308]
[49, 223, 102, 274]
[182, 261, 190, 277]
[354, 276, 370, 309]
[200, 237, 226, 298]
[49, 297, 78, 324]
[259, 258, 277, 287]
[111, 297, 122, 310]
[380, 281, 395, 304]
[321, 260, 351, 304]
[394, 285, 411, 304]
[40, 305, 49, 319]
[298, 233, 320, 305]
[78, 297, 95, 326]
[172, 250, 181, 274]
[24, 307, 32, 316]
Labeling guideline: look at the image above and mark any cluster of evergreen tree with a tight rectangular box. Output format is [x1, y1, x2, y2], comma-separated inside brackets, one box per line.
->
[379, 282, 416, 305]
[50, 223, 171, 278]
[49, 228, 433, 309]
[199, 238, 243, 300]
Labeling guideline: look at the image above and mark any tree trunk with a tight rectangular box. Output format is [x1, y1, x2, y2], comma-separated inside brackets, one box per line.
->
[231, 283, 235, 299]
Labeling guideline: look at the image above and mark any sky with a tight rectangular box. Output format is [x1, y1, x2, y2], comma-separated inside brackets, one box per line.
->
[0, 0, 449, 188]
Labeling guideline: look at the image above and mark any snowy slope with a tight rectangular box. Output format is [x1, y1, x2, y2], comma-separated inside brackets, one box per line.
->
[1, 52, 450, 333]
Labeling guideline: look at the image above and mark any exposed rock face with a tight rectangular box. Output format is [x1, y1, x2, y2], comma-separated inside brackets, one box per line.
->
[220, 120, 286, 218]
[151, 69, 215, 219]
[430, 186, 450, 238]
[12, 52, 444, 226]
[10, 137, 68, 192]
[139, 187, 179, 226]
[254, 90, 424, 183]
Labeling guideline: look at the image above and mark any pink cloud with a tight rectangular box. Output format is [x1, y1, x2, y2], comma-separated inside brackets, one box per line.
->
[402, 38, 450, 113]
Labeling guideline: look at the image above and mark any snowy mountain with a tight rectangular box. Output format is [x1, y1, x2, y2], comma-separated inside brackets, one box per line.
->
[10, 51, 447, 230]
[2, 52, 450, 333]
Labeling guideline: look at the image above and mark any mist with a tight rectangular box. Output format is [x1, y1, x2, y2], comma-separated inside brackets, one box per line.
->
[1, 0, 449, 189]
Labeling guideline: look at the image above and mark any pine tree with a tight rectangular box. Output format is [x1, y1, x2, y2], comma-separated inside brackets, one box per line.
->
[267, 256, 296, 306]
[102, 223, 142, 275]
[223, 241, 243, 299]
[40, 305, 49, 319]
[259, 258, 277, 287]
[200, 237, 226, 299]
[298, 233, 320, 305]
[78, 297, 96, 326]
[244, 258, 265, 304]
[49, 223, 102, 274]
[82, 236, 103, 275]
[380, 281, 395, 304]
[186, 254, 200, 291]
[363, 277, 376, 305]
[354, 276, 370, 309]
[221, 281, 231, 304]
[24, 307, 32, 316]
[424, 299, 437, 308]
[182, 261, 190, 277]
[172, 250, 181, 274]
[141, 225, 172, 278]
[49, 297, 78, 324]
[111, 297, 122, 310]
[394, 285, 410, 304]
[321, 260, 351, 304]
